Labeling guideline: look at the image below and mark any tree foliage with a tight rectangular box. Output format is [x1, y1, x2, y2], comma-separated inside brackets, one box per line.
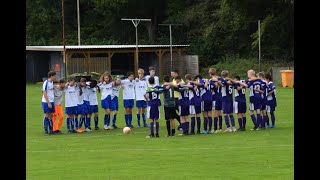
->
[26, 0, 294, 67]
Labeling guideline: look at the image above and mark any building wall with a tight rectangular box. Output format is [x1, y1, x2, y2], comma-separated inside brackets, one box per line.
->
[139, 53, 158, 76]
[49, 52, 64, 80]
[67, 55, 108, 76]
[185, 55, 199, 77]
[26, 52, 50, 83]
[160, 52, 199, 80]
[26, 48, 197, 83]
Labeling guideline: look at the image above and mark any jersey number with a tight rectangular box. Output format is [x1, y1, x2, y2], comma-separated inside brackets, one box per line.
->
[254, 85, 260, 91]
[152, 92, 158, 99]
[228, 85, 232, 94]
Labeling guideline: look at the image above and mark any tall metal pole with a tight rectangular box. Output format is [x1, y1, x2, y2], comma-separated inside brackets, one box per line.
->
[135, 22, 138, 74]
[169, 25, 172, 71]
[121, 18, 151, 76]
[77, 0, 80, 45]
[258, 20, 261, 72]
[158, 23, 182, 71]
[62, 0, 67, 78]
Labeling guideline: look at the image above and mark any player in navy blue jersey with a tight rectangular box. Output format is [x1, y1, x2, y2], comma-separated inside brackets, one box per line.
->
[185, 74, 202, 135]
[257, 72, 269, 128]
[220, 70, 237, 132]
[265, 74, 277, 128]
[203, 68, 219, 134]
[194, 75, 206, 134]
[170, 76, 192, 135]
[144, 77, 163, 138]
[246, 70, 264, 131]
[210, 68, 224, 133]
[229, 75, 248, 131]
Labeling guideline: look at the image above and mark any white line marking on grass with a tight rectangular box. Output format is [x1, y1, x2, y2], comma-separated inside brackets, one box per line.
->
[27, 144, 293, 153]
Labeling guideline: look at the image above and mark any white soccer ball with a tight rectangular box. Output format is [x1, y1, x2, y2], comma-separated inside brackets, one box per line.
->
[123, 127, 131, 134]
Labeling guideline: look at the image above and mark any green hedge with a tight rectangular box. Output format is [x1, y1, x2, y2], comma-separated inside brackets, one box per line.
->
[199, 57, 294, 80]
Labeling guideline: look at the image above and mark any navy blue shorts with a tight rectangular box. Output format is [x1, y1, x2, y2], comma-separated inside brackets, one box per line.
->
[136, 100, 147, 108]
[266, 105, 276, 112]
[261, 101, 267, 110]
[88, 105, 98, 114]
[203, 100, 213, 112]
[110, 96, 118, 111]
[101, 96, 112, 109]
[147, 106, 160, 119]
[42, 102, 55, 113]
[195, 105, 201, 114]
[213, 100, 222, 110]
[233, 101, 246, 113]
[124, 99, 134, 108]
[66, 106, 77, 115]
[179, 106, 190, 116]
[249, 102, 262, 111]
[222, 101, 234, 114]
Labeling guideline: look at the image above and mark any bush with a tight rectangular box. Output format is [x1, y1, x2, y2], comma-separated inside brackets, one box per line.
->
[199, 56, 293, 80]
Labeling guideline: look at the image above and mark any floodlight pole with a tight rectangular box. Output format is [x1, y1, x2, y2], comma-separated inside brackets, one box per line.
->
[77, 0, 80, 45]
[62, 0, 67, 78]
[158, 24, 182, 71]
[121, 18, 151, 76]
[258, 20, 261, 72]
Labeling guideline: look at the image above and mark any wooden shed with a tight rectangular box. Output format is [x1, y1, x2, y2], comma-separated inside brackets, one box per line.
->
[26, 45, 198, 82]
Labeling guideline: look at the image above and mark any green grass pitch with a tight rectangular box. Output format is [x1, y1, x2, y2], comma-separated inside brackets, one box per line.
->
[26, 84, 293, 180]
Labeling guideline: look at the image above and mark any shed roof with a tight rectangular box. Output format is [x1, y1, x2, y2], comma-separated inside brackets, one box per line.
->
[26, 45, 190, 51]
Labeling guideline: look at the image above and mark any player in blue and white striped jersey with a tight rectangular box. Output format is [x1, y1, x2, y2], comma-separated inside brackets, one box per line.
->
[194, 75, 206, 134]
[220, 70, 237, 132]
[184, 74, 201, 135]
[265, 74, 277, 128]
[229, 76, 247, 131]
[257, 72, 269, 128]
[211, 69, 224, 133]
[171, 76, 192, 136]
[246, 69, 264, 131]
[144, 76, 163, 138]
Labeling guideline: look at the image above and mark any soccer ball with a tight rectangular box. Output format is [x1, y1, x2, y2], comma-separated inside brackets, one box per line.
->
[123, 127, 131, 134]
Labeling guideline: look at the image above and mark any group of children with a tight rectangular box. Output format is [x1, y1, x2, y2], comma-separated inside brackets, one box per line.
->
[41, 67, 277, 138]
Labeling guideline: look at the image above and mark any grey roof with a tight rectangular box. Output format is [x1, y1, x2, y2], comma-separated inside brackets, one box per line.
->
[26, 45, 190, 51]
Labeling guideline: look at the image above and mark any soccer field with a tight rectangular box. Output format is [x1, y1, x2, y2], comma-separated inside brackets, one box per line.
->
[26, 84, 293, 180]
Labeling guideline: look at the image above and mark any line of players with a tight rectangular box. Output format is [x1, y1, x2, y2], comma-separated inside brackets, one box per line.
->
[143, 68, 277, 138]
[41, 67, 277, 137]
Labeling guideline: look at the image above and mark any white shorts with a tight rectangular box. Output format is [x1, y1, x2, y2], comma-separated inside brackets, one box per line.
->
[201, 101, 204, 112]
[189, 105, 196, 115]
